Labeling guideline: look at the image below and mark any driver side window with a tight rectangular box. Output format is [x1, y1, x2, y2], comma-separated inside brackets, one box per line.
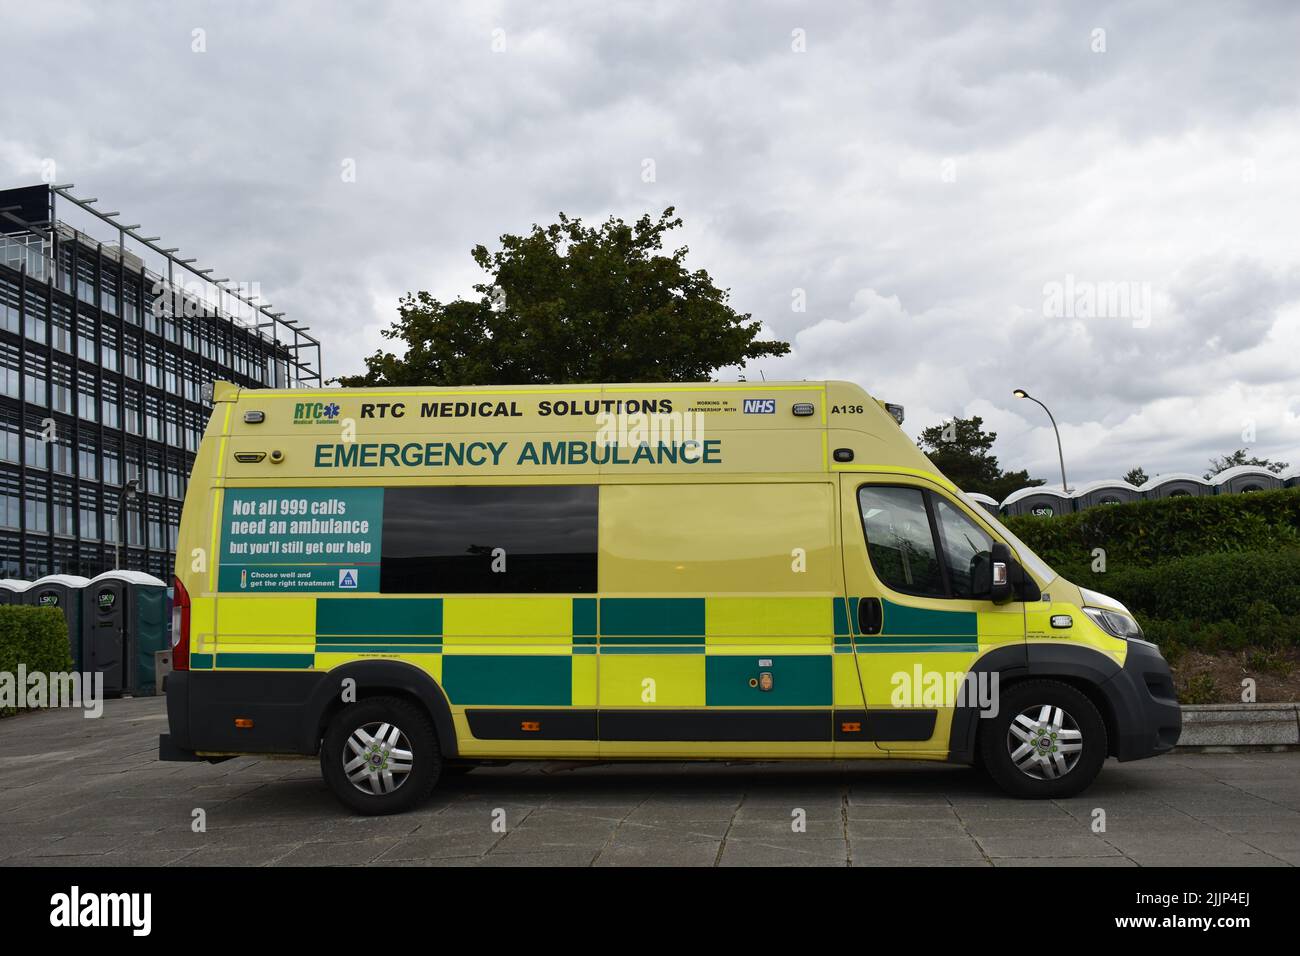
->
[933, 497, 994, 599]
[857, 484, 996, 601]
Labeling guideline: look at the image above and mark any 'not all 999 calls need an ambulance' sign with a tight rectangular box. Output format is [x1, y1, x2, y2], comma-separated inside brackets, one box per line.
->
[217, 488, 384, 593]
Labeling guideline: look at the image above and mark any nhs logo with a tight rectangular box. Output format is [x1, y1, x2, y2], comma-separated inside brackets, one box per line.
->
[743, 399, 776, 414]
[338, 569, 359, 589]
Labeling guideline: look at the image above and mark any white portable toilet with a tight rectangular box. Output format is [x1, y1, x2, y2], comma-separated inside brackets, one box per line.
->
[1138, 473, 1212, 499]
[25, 574, 91, 670]
[1002, 486, 1072, 518]
[84, 570, 170, 696]
[1069, 479, 1142, 511]
[1211, 465, 1283, 495]
[0, 579, 33, 605]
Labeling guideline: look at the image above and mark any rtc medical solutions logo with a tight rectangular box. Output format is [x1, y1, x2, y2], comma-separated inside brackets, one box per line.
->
[293, 401, 341, 425]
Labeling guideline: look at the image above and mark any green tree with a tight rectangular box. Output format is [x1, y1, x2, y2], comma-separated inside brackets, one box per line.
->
[1123, 467, 1149, 486]
[1203, 449, 1290, 479]
[916, 415, 1045, 501]
[336, 208, 789, 386]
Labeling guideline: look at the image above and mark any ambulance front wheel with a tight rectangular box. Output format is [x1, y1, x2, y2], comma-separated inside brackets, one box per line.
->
[320, 697, 442, 814]
[979, 679, 1108, 799]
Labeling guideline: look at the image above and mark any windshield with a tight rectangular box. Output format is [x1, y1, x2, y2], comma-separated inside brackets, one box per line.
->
[953, 490, 1058, 586]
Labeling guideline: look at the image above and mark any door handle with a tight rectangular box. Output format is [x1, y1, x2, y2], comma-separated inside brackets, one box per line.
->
[857, 597, 883, 635]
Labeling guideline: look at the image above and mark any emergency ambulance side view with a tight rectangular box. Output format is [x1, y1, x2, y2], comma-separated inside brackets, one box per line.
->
[160, 380, 1181, 814]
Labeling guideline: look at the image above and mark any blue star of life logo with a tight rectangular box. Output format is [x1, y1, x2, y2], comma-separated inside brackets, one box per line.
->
[323, 403, 340, 419]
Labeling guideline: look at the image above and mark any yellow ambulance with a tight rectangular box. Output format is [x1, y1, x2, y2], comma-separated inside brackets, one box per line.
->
[160, 380, 1180, 813]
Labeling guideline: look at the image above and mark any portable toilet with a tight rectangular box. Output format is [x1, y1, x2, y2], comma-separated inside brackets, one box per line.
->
[1277, 464, 1299, 490]
[24, 574, 90, 670]
[1138, 473, 1212, 499]
[1001, 486, 1072, 518]
[0, 580, 33, 605]
[83, 570, 170, 696]
[1071, 479, 1142, 511]
[1210, 465, 1283, 495]
[963, 492, 1001, 517]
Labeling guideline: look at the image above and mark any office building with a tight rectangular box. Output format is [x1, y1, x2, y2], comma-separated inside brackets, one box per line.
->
[0, 183, 321, 579]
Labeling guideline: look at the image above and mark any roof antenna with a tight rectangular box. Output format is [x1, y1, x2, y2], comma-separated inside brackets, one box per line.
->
[759, 369, 766, 381]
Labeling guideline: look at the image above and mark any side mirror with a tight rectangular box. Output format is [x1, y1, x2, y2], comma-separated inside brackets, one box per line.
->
[987, 542, 1042, 604]
[990, 542, 1014, 604]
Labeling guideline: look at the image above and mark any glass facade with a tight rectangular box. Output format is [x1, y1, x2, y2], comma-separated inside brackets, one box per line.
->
[0, 184, 321, 580]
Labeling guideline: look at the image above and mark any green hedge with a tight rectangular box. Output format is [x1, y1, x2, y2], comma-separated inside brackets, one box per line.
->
[1075, 548, 1300, 622]
[0, 606, 75, 718]
[1004, 487, 1300, 572]
[1143, 610, 1300, 659]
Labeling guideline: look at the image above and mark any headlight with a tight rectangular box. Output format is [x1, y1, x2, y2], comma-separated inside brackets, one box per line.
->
[1083, 606, 1144, 640]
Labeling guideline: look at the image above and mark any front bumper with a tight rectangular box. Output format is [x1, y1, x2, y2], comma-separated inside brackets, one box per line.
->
[1101, 638, 1182, 761]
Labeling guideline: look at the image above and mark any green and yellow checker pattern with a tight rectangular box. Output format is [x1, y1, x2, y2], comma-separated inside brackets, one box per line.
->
[194, 594, 847, 704]
[190, 591, 1006, 756]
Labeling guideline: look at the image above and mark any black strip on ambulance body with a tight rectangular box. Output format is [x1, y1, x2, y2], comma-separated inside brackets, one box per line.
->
[598, 710, 832, 742]
[834, 709, 937, 741]
[466, 709, 598, 740]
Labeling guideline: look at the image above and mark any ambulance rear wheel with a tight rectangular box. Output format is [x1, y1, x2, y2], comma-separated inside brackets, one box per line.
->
[979, 679, 1107, 799]
[321, 697, 441, 814]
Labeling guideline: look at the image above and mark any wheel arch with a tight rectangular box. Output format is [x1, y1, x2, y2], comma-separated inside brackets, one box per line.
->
[303, 661, 459, 758]
[947, 642, 1123, 763]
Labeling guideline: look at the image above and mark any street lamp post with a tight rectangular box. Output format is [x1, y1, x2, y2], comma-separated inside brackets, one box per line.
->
[114, 478, 141, 570]
[1013, 389, 1070, 493]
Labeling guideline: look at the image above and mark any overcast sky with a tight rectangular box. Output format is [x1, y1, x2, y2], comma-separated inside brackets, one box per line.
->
[3, 0, 1298, 485]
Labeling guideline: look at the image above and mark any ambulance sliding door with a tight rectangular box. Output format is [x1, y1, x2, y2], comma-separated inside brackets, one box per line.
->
[596, 481, 841, 758]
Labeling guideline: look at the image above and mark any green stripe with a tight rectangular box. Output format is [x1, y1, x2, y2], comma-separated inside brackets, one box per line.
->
[316, 598, 442, 637]
[572, 598, 598, 636]
[880, 599, 977, 638]
[442, 655, 571, 705]
[214, 653, 314, 669]
[833, 597, 853, 636]
[600, 598, 704, 636]
[705, 655, 832, 706]
[189, 653, 214, 669]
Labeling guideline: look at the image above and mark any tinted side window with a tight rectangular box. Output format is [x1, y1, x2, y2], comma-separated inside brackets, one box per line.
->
[933, 497, 993, 599]
[381, 486, 597, 593]
[856, 486, 944, 597]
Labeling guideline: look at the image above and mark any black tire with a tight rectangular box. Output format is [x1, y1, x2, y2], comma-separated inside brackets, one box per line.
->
[978, 679, 1107, 799]
[320, 697, 441, 815]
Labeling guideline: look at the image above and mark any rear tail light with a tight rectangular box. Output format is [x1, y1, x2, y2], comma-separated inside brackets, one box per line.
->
[171, 575, 191, 671]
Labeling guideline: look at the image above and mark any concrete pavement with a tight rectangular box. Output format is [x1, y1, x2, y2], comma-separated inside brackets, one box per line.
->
[2, 697, 1297, 867]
